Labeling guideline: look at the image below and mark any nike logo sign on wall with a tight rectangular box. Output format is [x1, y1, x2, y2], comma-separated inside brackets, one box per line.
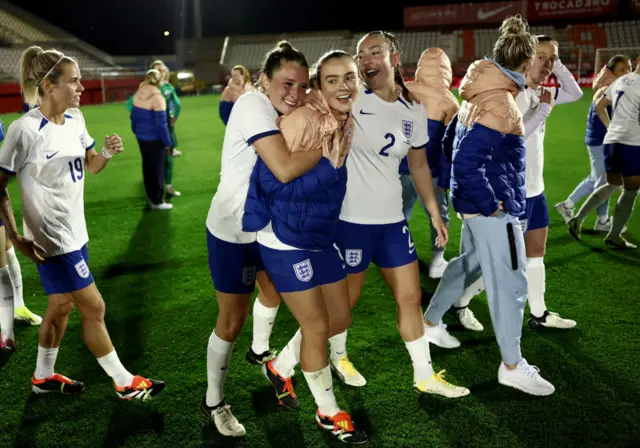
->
[359, 110, 375, 115]
[477, 4, 513, 20]
[45, 152, 59, 159]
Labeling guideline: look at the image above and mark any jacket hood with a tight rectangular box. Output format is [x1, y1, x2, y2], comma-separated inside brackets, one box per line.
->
[459, 59, 523, 101]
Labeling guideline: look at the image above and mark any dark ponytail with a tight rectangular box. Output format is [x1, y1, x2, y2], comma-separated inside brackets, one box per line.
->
[256, 40, 308, 90]
[360, 31, 410, 102]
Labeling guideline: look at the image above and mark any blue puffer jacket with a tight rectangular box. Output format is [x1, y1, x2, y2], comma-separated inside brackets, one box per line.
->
[439, 113, 457, 190]
[586, 65, 616, 146]
[450, 58, 527, 218]
[585, 102, 611, 146]
[398, 119, 447, 177]
[243, 157, 347, 250]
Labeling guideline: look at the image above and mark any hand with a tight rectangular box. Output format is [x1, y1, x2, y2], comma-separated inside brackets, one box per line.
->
[103, 134, 123, 156]
[539, 88, 553, 105]
[432, 217, 449, 248]
[12, 235, 45, 264]
[170, 117, 177, 127]
[491, 202, 504, 217]
[322, 133, 341, 168]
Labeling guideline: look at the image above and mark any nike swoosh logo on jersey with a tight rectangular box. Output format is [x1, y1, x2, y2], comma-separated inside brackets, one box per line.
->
[477, 4, 513, 20]
[45, 151, 59, 159]
[359, 110, 375, 115]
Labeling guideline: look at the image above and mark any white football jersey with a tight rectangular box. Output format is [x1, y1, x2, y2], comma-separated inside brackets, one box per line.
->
[604, 73, 640, 146]
[517, 62, 583, 198]
[340, 86, 429, 224]
[517, 87, 548, 198]
[206, 92, 280, 244]
[0, 108, 95, 257]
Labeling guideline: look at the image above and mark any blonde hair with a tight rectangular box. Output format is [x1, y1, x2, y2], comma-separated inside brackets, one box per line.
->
[492, 15, 537, 70]
[140, 69, 163, 88]
[19, 45, 78, 106]
[150, 59, 169, 81]
[232, 65, 252, 85]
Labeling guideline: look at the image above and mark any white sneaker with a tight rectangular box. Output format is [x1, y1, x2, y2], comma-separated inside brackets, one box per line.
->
[594, 217, 627, 234]
[528, 310, 576, 329]
[456, 308, 484, 332]
[172, 149, 182, 157]
[428, 258, 448, 279]
[498, 358, 555, 396]
[414, 370, 470, 398]
[424, 321, 461, 349]
[330, 355, 366, 387]
[150, 202, 173, 210]
[166, 186, 181, 197]
[554, 202, 574, 224]
[202, 399, 246, 437]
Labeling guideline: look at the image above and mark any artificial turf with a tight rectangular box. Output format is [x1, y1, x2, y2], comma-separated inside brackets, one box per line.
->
[0, 91, 638, 447]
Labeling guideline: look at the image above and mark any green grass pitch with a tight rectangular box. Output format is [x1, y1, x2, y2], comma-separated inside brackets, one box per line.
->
[0, 91, 638, 447]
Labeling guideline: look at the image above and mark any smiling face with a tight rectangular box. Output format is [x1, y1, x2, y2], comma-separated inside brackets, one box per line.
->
[318, 56, 360, 115]
[356, 34, 398, 91]
[42, 61, 84, 109]
[261, 61, 309, 115]
[529, 41, 558, 84]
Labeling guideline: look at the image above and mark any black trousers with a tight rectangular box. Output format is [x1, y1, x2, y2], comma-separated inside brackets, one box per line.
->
[137, 139, 166, 205]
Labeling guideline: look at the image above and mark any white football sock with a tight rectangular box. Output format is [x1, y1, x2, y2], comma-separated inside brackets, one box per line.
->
[6, 247, 24, 309]
[454, 276, 485, 309]
[97, 350, 135, 387]
[34, 346, 59, 379]
[328, 330, 347, 362]
[303, 366, 340, 417]
[564, 199, 575, 208]
[272, 328, 301, 378]
[607, 189, 638, 240]
[405, 334, 433, 382]
[251, 298, 279, 355]
[575, 184, 620, 222]
[206, 330, 234, 407]
[526, 257, 547, 317]
[0, 266, 13, 341]
[431, 250, 445, 264]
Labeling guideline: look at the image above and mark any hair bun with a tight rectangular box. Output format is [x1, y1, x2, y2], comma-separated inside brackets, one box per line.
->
[499, 15, 528, 37]
[277, 40, 294, 51]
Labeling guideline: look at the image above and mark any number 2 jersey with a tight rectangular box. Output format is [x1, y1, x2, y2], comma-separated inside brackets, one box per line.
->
[0, 107, 95, 257]
[340, 86, 429, 225]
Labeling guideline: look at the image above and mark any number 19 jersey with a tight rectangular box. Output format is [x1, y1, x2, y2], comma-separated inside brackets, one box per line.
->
[0, 108, 95, 257]
[340, 86, 429, 224]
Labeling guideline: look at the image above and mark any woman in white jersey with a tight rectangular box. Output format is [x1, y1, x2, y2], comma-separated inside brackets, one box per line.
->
[568, 63, 640, 248]
[0, 122, 16, 354]
[445, 36, 582, 332]
[245, 50, 368, 444]
[324, 31, 468, 398]
[0, 46, 165, 400]
[203, 41, 323, 438]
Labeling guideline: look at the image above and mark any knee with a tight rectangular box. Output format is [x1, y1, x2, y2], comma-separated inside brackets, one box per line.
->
[330, 312, 351, 337]
[301, 318, 330, 343]
[216, 305, 249, 341]
[395, 288, 423, 309]
[80, 295, 106, 321]
[51, 302, 74, 322]
[258, 292, 281, 308]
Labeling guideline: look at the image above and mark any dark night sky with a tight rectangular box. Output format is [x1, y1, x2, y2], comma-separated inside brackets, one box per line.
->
[9, 0, 456, 56]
